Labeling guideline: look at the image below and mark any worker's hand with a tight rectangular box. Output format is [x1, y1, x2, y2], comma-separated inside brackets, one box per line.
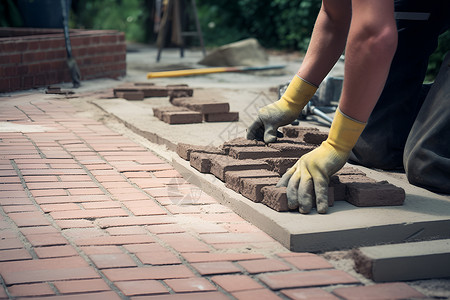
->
[277, 108, 366, 214]
[247, 75, 317, 143]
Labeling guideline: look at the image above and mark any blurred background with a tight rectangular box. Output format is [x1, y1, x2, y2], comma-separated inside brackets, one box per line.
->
[1, 0, 448, 81]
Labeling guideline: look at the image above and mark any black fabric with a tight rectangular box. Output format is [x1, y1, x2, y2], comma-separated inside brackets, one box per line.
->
[350, 0, 450, 193]
[404, 52, 450, 194]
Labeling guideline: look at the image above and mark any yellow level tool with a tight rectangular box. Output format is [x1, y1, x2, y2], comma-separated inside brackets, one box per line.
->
[147, 65, 285, 79]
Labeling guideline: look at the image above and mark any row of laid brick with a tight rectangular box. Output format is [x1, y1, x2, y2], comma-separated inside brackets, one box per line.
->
[0, 30, 125, 53]
[177, 133, 405, 212]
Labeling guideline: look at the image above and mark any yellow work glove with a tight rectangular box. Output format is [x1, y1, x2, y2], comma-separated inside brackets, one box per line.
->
[247, 75, 317, 143]
[277, 108, 366, 214]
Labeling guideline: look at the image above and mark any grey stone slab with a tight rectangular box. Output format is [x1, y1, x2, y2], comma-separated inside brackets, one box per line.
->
[172, 156, 450, 252]
[353, 239, 450, 282]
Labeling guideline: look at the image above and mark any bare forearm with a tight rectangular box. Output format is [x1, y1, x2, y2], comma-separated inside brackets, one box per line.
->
[339, 0, 397, 122]
[297, 0, 351, 86]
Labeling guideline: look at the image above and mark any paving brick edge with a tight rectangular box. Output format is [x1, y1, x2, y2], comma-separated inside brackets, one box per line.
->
[172, 156, 450, 252]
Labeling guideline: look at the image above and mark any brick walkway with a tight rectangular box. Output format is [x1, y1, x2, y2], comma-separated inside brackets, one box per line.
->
[0, 94, 426, 299]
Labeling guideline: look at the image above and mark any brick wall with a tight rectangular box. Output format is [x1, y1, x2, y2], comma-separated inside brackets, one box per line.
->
[0, 28, 126, 93]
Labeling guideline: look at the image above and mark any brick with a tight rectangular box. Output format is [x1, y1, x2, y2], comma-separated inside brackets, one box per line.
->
[172, 97, 230, 114]
[89, 253, 137, 269]
[261, 186, 289, 212]
[123, 243, 167, 253]
[0, 249, 32, 262]
[191, 261, 241, 275]
[25, 233, 69, 247]
[268, 140, 315, 157]
[281, 288, 340, 300]
[153, 106, 190, 119]
[115, 91, 145, 100]
[229, 146, 282, 160]
[96, 216, 174, 228]
[237, 258, 291, 274]
[34, 245, 78, 258]
[329, 176, 346, 201]
[261, 186, 335, 212]
[182, 253, 265, 263]
[8, 211, 51, 227]
[114, 85, 169, 98]
[263, 157, 298, 175]
[50, 208, 128, 220]
[167, 86, 193, 97]
[0, 258, 100, 284]
[164, 277, 216, 293]
[8, 283, 55, 297]
[20, 226, 59, 235]
[115, 280, 168, 296]
[137, 292, 229, 300]
[190, 152, 213, 173]
[332, 282, 425, 300]
[176, 143, 223, 160]
[136, 251, 181, 265]
[53, 278, 111, 294]
[205, 112, 239, 122]
[158, 233, 210, 253]
[102, 265, 195, 281]
[281, 126, 319, 139]
[162, 111, 203, 124]
[221, 137, 265, 154]
[74, 235, 155, 246]
[0, 238, 24, 250]
[259, 269, 359, 290]
[209, 155, 269, 181]
[232, 289, 283, 300]
[212, 275, 263, 292]
[346, 181, 405, 207]
[224, 169, 279, 194]
[303, 131, 328, 145]
[282, 253, 334, 270]
[80, 245, 123, 255]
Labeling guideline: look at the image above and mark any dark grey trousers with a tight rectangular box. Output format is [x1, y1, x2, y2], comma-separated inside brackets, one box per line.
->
[350, 0, 450, 194]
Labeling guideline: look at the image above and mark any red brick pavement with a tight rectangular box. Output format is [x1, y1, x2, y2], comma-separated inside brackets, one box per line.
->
[0, 94, 426, 299]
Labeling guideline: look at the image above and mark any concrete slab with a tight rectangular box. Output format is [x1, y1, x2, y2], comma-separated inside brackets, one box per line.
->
[172, 155, 450, 252]
[353, 239, 450, 282]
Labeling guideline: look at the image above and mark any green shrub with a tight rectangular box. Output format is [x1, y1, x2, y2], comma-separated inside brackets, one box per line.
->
[72, 0, 148, 43]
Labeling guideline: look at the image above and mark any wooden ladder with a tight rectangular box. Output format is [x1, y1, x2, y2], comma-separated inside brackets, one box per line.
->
[156, 0, 206, 62]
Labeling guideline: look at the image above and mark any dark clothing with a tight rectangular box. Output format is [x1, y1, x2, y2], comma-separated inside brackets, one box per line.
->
[350, 0, 450, 193]
[404, 53, 450, 193]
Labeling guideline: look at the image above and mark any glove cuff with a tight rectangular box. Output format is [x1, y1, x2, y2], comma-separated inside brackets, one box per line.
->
[327, 108, 366, 153]
[280, 75, 318, 109]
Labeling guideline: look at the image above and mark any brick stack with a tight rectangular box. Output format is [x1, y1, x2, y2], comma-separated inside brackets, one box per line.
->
[113, 83, 193, 101]
[150, 85, 238, 124]
[177, 127, 405, 212]
[0, 28, 126, 93]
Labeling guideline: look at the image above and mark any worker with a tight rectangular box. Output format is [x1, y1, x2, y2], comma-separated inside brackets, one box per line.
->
[247, 0, 449, 214]
[247, 0, 399, 214]
[350, 0, 450, 194]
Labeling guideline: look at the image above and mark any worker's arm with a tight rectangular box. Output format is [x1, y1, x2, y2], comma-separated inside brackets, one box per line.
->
[247, 0, 351, 143]
[277, 0, 398, 213]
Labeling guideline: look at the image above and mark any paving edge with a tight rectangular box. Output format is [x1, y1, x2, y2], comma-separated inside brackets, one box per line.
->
[172, 156, 450, 252]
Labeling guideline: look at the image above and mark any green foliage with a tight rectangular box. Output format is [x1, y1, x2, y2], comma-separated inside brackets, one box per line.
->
[425, 30, 450, 82]
[72, 0, 148, 43]
[196, 0, 320, 51]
